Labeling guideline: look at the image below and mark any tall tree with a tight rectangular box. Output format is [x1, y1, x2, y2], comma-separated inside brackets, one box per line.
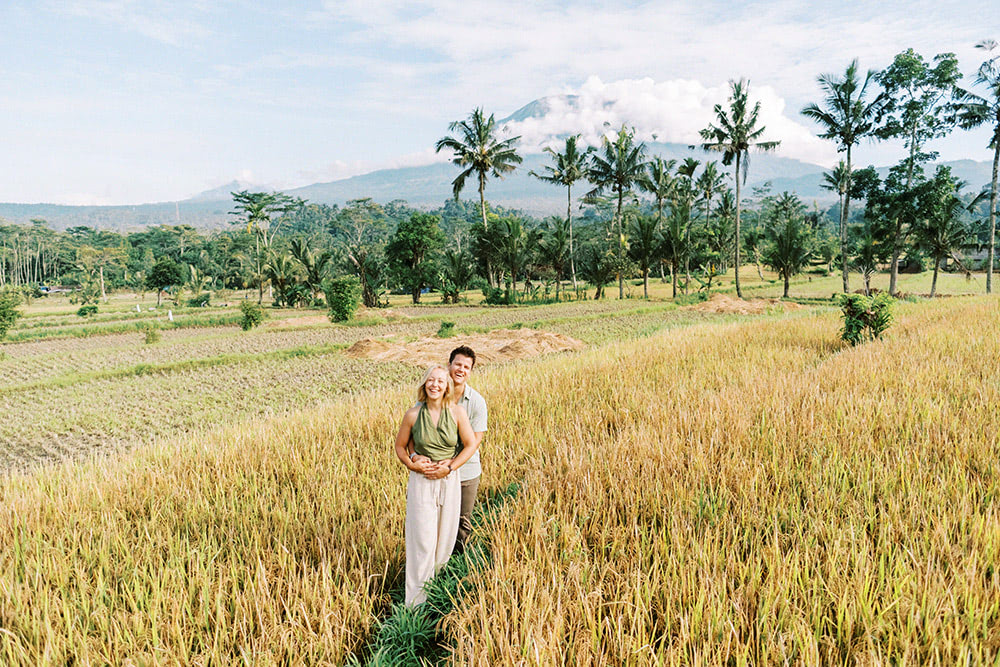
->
[386, 212, 445, 304]
[332, 198, 390, 308]
[952, 39, 1000, 293]
[230, 190, 305, 303]
[537, 216, 571, 301]
[802, 60, 885, 293]
[676, 158, 701, 292]
[761, 192, 814, 298]
[489, 216, 538, 303]
[661, 199, 691, 297]
[435, 108, 522, 285]
[637, 156, 676, 282]
[586, 125, 648, 299]
[289, 237, 332, 303]
[146, 257, 184, 307]
[875, 49, 961, 295]
[628, 213, 661, 299]
[700, 79, 781, 298]
[530, 135, 590, 291]
[707, 189, 737, 274]
[913, 168, 972, 297]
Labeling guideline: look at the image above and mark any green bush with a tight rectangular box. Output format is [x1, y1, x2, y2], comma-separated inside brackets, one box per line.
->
[839, 292, 894, 345]
[186, 292, 211, 308]
[482, 286, 511, 305]
[137, 322, 161, 344]
[0, 288, 22, 340]
[325, 276, 361, 322]
[239, 301, 266, 331]
[76, 304, 98, 318]
[437, 321, 456, 338]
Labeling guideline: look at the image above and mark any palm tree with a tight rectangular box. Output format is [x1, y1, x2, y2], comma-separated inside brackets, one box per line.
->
[439, 247, 475, 304]
[530, 135, 590, 291]
[802, 60, 885, 294]
[436, 108, 522, 285]
[538, 216, 572, 301]
[696, 161, 725, 234]
[700, 80, 781, 298]
[587, 125, 649, 299]
[709, 189, 737, 274]
[490, 217, 538, 303]
[230, 190, 304, 303]
[952, 40, 1000, 293]
[677, 158, 700, 292]
[628, 213, 660, 299]
[290, 237, 332, 303]
[263, 251, 301, 307]
[637, 156, 676, 281]
[661, 199, 691, 298]
[761, 192, 814, 298]
[821, 159, 851, 232]
[914, 171, 972, 297]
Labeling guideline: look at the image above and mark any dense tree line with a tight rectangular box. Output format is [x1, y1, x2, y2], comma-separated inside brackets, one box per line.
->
[2, 42, 997, 307]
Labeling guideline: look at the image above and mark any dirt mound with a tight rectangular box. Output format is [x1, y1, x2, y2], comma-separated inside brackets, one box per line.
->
[684, 293, 804, 315]
[345, 328, 585, 367]
[266, 315, 329, 328]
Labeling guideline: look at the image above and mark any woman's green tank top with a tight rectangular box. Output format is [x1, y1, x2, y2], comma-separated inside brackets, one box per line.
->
[412, 403, 459, 461]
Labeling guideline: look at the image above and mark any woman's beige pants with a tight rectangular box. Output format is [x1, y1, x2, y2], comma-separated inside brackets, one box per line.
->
[405, 470, 460, 606]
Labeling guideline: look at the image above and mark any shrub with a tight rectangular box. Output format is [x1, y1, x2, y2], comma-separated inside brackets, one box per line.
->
[137, 322, 161, 344]
[77, 304, 98, 318]
[482, 286, 511, 305]
[437, 321, 456, 338]
[325, 276, 361, 322]
[239, 301, 266, 331]
[186, 292, 211, 308]
[0, 288, 22, 340]
[839, 292, 894, 345]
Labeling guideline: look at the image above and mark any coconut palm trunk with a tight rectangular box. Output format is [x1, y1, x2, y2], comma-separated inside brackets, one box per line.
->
[734, 154, 743, 299]
[617, 189, 624, 300]
[841, 145, 853, 293]
[567, 185, 577, 292]
[989, 143, 998, 293]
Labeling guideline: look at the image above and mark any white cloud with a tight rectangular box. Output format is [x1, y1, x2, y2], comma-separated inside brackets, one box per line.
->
[504, 76, 837, 166]
[45, 0, 211, 46]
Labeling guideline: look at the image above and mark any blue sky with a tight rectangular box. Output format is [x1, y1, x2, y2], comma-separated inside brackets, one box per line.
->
[1, 0, 995, 205]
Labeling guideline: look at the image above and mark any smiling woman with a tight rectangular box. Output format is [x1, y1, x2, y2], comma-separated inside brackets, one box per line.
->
[393, 365, 479, 606]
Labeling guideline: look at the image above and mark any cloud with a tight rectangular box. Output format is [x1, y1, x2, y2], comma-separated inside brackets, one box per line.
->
[45, 0, 211, 46]
[498, 76, 838, 166]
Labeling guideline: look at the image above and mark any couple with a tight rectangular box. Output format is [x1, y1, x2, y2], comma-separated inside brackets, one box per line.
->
[393, 345, 487, 606]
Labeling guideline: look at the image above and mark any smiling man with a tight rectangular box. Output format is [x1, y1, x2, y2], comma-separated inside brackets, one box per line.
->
[412, 344, 487, 552]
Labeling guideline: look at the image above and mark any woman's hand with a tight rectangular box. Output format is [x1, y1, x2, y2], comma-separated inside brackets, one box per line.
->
[422, 459, 452, 480]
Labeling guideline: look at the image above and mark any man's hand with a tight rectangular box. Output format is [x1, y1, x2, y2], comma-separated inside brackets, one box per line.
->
[422, 459, 452, 480]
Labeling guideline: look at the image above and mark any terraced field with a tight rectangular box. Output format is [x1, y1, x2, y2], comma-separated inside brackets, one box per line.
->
[1, 289, 745, 472]
[1, 290, 996, 664]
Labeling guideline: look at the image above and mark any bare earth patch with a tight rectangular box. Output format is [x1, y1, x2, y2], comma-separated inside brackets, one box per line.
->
[266, 315, 330, 328]
[684, 293, 805, 315]
[345, 328, 585, 367]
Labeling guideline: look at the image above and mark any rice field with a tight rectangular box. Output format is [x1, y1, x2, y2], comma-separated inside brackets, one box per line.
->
[1, 278, 997, 664]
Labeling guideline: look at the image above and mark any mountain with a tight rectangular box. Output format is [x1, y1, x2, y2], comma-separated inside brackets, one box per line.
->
[0, 92, 995, 230]
[285, 143, 831, 214]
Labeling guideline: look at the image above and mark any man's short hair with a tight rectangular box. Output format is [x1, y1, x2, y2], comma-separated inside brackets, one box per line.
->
[449, 345, 477, 368]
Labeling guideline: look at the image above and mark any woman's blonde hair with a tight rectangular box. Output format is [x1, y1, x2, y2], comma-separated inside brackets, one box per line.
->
[416, 364, 454, 404]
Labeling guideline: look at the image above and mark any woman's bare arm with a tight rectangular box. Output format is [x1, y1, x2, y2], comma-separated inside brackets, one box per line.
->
[394, 408, 428, 472]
